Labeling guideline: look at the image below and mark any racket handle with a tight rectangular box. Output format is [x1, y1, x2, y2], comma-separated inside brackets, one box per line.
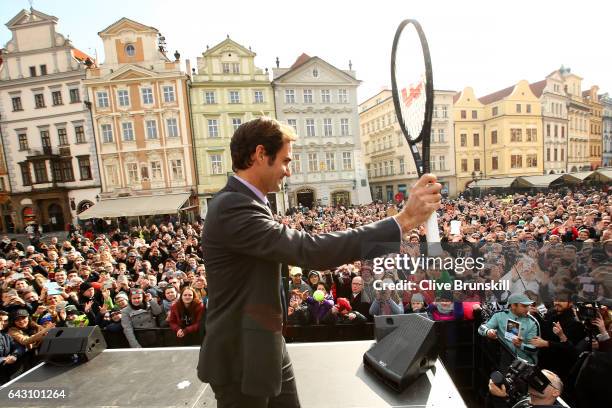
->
[425, 212, 442, 256]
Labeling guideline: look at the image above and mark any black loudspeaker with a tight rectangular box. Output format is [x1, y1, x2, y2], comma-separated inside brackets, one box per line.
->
[39, 326, 107, 364]
[363, 314, 438, 392]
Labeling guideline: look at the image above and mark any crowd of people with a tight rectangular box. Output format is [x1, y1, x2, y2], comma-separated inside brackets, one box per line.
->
[0, 187, 610, 406]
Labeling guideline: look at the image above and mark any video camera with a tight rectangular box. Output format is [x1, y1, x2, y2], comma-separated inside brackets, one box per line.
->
[490, 358, 551, 408]
[575, 301, 600, 322]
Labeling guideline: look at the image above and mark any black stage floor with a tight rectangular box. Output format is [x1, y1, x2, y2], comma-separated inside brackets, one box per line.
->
[0, 340, 465, 408]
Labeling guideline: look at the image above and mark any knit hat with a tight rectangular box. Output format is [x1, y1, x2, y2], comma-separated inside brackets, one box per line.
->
[79, 281, 93, 294]
[65, 305, 79, 315]
[115, 292, 128, 301]
[411, 293, 425, 303]
[336, 298, 352, 313]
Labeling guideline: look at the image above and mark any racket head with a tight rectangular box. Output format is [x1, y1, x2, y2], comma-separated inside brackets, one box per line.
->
[390, 19, 434, 170]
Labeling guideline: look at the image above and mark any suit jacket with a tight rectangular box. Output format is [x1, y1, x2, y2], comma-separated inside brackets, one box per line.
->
[197, 176, 400, 396]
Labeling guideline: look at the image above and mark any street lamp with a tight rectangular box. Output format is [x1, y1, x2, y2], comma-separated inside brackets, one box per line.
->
[471, 171, 483, 198]
[283, 180, 290, 213]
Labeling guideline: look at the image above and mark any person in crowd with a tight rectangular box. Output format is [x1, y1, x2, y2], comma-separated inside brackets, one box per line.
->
[7, 308, 53, 370]
[405, 293, 427, 314]
[369, 279, 404, 317]
[489, 368, 564, 407]
[288, 267, 311, 295]
[120, 288, 162, 348]
[168, 286, 204, 345]
[334, 297, 367, 324]
[0, 310, 24, 384]
[348, 276, 372, 320]
[304, 282, 336, 325]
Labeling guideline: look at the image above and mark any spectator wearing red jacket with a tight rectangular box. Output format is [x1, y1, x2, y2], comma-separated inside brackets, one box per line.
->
[168, 286, 204, 345]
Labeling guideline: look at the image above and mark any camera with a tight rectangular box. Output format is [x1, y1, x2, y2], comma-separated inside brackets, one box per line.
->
[576, 301, 600, 322]
[490, 358, 551, 408]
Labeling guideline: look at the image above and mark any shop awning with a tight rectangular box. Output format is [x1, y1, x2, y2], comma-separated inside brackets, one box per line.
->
[470, 177, 517, 188]
[78, 193, 191, 219]
[567, 171, 594, 180]
[594, 168, 612, 181]
[515, 174, 582, 188]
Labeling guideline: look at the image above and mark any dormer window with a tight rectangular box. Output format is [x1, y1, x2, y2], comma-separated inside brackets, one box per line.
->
[125, 44, 136, 57]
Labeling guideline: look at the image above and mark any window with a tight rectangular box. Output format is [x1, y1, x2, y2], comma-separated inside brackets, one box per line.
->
[342, 152, 353, 170]
[33, 161, 48, 183]
[20, 163, 31, 186]
[390, 160, 395, 175]
[232, 63, 240, 74]
[308, 153, 318, 172]
[34, 93, 45, 108]
[118, 89, 130, 107]
[338, 89, 348, 103]
[170, 159, 184, 180]
[460, 133, 467, 147]
[438, 129, 445, 143]
[69, 88, 80, 103]
[510, 128, 522, 142]
[29, 66, 36, 77]
[105, 164, 119, 186]
[431, 156, 437, 171]
[101, 124, 114, 143]
[526, 128, 537, 142]
[146, 120, 158, 139]
[208, 119, 219, 138]
[461, 159, 468, 172]
[12, 97, 23, 111]
[441, 105, 448, 118]
[126, 163, 139, 183]
[473, 133, 480, 147]
[491, 130, 498, 144]
[511, 154, 522, 168]
[254, 90, 264, 103]
[526, 104, 531, 113]
[141, 88, 153, 104]
[526, 154, 538, 167]
[547, 148, 551, 162]
[292, 153, 301, 174]
[439, 155, 446, 171]
[399, 157, 405, 174]
[96, 91, 110, 108]
[210, 154, 223, 174]
[471, 110, 477, 119]
[303, 89, 313, 104]
[492, 106, 498, 116]
[547, 124, 551, 137]
[52, 91, 63, 106]
[231, 118, 242, 132]
[125, 44, 136, 56]
[39, 65, 47, 75]
[166, 118, 179, 137]
[75, 125, 85, 143]
[205, 91, 216, 104]
[222, 63, 230, 74]
[229, 91, 240, 104]
[325, 152, 336, 171]
[285, 89, 295, 104]
[323, 118, 333, 136]
[151, 161, 162, 180]
[461, 110, 466, 119]
[305, 119, 315, 137]
[287, 119, 297, 133]
[58, 128, 68, 145]
[516, 104, 521, 113]
[554, 125, 558, 137]
[321, 89, 331, 103]
[474, 158, 481, 172]
[41, 130, 51, 148]
[141, 165, 149, 181]
[18, 133, 28, 151]
[312, 68, 318, 77]
[60, 159, 74, 182]
[492, 156, 499, 170]
[340, 118, 349, 136]
[554, 148, 558, 161]
[162, 86, 175, 103]
[122, 122, 134, 141]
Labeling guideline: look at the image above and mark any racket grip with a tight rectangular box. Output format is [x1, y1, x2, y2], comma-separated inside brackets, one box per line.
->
[425, 212, 442, 256]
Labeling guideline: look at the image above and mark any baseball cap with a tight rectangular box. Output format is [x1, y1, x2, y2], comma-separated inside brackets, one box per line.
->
[508, 293, 534, 305]
[290, 266, 302, 277]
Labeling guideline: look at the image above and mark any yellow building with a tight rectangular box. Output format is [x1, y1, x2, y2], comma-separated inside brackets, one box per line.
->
[454, 81, 543, 192]
[84, 18, 197, 219]
[583, 85, 603, 169]
[453, 87, 485, 191]
[561, 69, 590, 172]
[190, 37, 276, 215]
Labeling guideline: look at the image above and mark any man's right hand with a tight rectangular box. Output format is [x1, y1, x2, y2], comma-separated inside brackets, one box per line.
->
[394, 174, 442, 234]
[486, 329, 498, 340]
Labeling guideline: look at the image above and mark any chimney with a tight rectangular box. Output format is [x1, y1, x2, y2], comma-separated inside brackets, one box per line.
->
[185, 59, 192, 77]
[275, 57, 279, 68]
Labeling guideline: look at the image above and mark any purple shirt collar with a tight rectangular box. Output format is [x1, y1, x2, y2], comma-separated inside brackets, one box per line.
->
[233, 175, 269, 205]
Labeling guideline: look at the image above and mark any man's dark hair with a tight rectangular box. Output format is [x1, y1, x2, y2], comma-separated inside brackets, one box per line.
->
[230, 117, 296, 171]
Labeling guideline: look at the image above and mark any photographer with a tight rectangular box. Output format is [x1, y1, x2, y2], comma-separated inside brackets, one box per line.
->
[488, 368, 564, 408]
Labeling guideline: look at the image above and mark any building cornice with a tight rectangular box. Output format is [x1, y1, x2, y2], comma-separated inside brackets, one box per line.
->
[0, 70, 85, 89]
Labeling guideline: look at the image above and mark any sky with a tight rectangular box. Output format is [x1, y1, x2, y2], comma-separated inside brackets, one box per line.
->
[1, 0, 609, 103]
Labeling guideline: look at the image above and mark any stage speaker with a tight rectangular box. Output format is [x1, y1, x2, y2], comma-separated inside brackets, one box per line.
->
[364, 314, 437, 392]
[39, 326, 107, 364]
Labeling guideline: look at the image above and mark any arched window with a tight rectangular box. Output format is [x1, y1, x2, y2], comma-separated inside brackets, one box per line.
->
[125, 44, 136, 57]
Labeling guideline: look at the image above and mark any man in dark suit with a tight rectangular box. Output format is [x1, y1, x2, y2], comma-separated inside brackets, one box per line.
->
[197, 117, 441, 408]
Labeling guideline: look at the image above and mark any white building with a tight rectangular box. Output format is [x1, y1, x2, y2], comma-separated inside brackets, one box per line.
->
[272, 54, 371, 207]
[0, 8, 101, 232]
[601, 93, 612, 167]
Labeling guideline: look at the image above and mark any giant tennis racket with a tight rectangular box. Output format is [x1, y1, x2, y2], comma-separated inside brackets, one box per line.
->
[390, 19, 441, 254]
